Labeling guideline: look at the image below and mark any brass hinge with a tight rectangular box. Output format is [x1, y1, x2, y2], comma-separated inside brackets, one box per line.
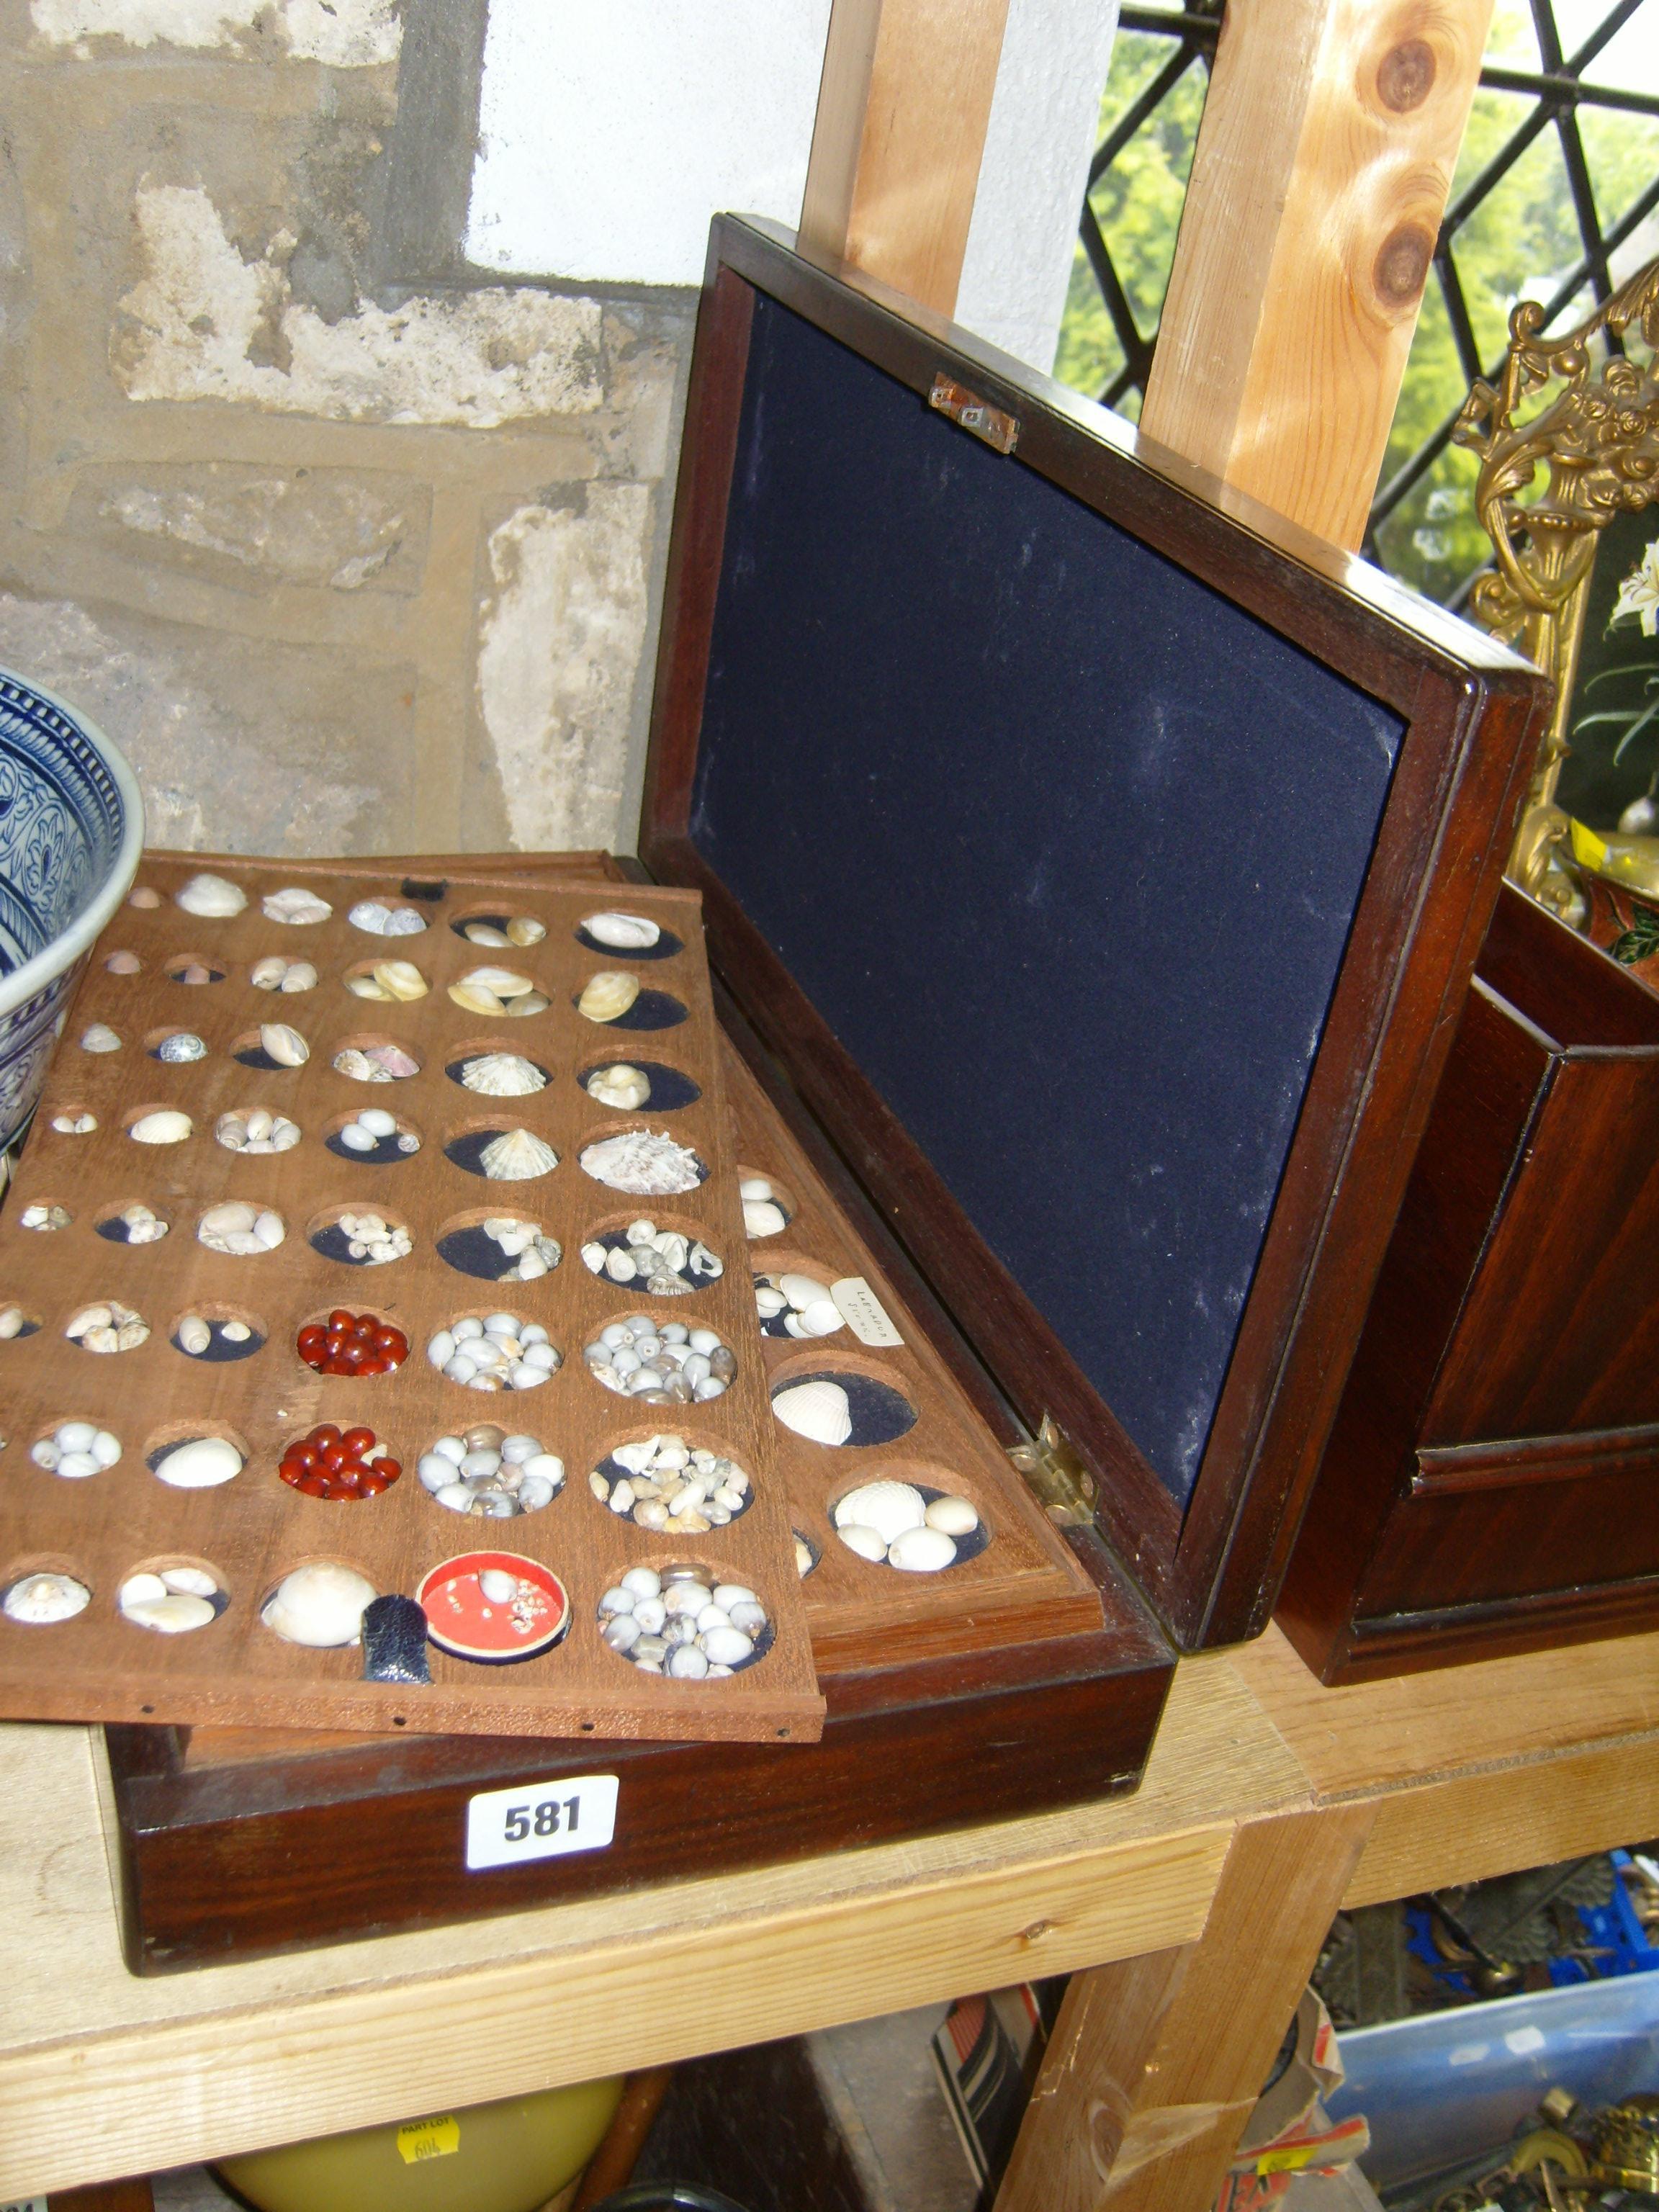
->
[928, 372, 1020, 455]
[1007, 1414, 1097, 1527]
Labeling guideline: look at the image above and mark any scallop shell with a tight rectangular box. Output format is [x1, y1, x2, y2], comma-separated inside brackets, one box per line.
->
[460, 1052, 547, 1097]
[480, 1128, 559, 1181]
[773, 1379, 853, 1447]
[260, 1022, 310, 1066]
[584, 911, 661, 951]
[580, 1128, 705, 1195]
[578, 970, 640, 1022]
[130, 1109, 192, 1144]
[176, 871, 247, 918]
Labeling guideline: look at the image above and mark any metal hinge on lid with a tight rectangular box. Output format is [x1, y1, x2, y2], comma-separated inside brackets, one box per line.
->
[929, 372, 1020, 455]
[1007, 1414, 1097, 1526]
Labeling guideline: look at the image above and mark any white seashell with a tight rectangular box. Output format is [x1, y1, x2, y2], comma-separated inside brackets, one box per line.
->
[464, 922, 510, 946]
[460, 1052, 546, 1097]
[779, 1273, 832, 1310]
[162, 1567, 217, 1596]
[178, 1314, 212, 1355]
[586, 1063, 652, 1109]
[262, 1563, 377, 1647]
[253, 1210, 285, 1249]
[837, 1522, 889, 1562]
[479, 1568, 518, 1603]
[131, 1110, 192, 1145]
[795, 1537, 814, 1577]
[584, 911, 661, 950]
[200, 1200, 256, 1238]
[480, 1127, 559, 1181]
[925, 1495, 980, 1536]
[124, 1592, 216, 1633]
[578, 970, 640, 1022]
[91, 1430, 122, 1467]
[374, 959, 427, 1002]
[800, 1300, 844, 1337]
[835, 1480, 926, 1542]
[261, 886, 332, 925]
[703, 1627, 755, 1666]
[506, 916, 545, 946]
[744, 1200, 788, 1238]
[346, 971, 390, 1000]
[222, 1320, 251, 1341]
[176, 871, 246, 917]
[260, 1022, 308, 1067]
[739, 1177, 773, 1201]
[888, 1526, 959, 1573]
[339, 1123, 375, 1151]
[773, 1379, 853, 1447]
[4, 1573, 90, 1624]
[119, 1573, 168, 1608]
[466, 965, 536, 999]
[580, 1129, 704, 1196]
[80, 1023, 120, 1053]
[282, 962, 318, 992]
[157, 1032, 207, 1063]
[251, 955, 286, 988]
[621, 1565, 661, 1600]
[154, 1436, 243, 1488]
[667, 1645, 709, 1678]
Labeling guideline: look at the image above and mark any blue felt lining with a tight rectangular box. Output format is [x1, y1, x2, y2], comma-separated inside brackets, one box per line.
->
[690, 294, 1403, 1506]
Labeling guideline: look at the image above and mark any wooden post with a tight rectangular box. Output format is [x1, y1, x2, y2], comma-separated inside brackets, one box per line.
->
[995, 1805, 1375, 2212]
[1141, 0, 1495, 550]
[799, 0, 1014, 319]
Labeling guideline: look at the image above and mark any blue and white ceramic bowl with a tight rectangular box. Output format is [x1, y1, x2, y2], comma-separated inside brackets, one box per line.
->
[0, 667, 144, 1154]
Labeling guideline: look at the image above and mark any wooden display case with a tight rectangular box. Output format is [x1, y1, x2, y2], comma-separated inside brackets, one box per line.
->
[91, 215, 1553, 1966]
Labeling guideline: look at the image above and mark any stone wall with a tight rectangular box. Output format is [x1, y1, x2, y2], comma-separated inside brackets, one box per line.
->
[0, 0, 691, 856]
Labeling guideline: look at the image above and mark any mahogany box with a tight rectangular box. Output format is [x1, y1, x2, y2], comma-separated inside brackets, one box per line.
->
[99, 216, 1551, 1969]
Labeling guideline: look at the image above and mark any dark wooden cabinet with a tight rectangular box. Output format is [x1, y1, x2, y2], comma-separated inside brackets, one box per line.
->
[1280, 884, 1659, 1681]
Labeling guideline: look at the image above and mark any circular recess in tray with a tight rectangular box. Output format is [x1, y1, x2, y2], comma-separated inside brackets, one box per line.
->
[793, 1529, 820, 1579]
[426, 1310, 561, 1393]
[298, 1308, 408, 1375]
[590, 1431, 753, 1532]
[450, 909, 547, 950]
[585, 1314, 734, 1404]
[126, 1104, 193, 1146]
[97, 1202, 170, 1245]
[331, 1034, 421, 1083]
[325, 1107, 422, 1164]
[342, 956, 429, 1005]
[31, 1421, 121, 1478]
[829, 1472, 989, 1573]
[0, 1303, 41, 1340]
[261, 1562, 379, 1648]
[308, 1205, 413, 1268]
[2, 1567, 91, 1625]
[63, 1298, 150, 1354]
[145, 1425, 248, 1490]
[117, 1559, 228, 1635]
[173, 1307, 266, 1361]
[574, 977, 688, 1033]
[737, 1169, 795, 1239]
[754, 1257, 843, 1339]
[259, 884, 333, 927]
[419, 1425, 565, 1519]
[419, 1552, 570, 1664]
[443, 1121, 559, 1182]
[78, 1021, 122, 1056]
[575, 912, 683, 961]
[18, 1199, 71, 1232]
[197, 1200, 286, 1256]
[597, 1563, 773, 1679]
[580, 1215, 723, 1295]
[348, 898, 428, 938]
[232, 1023, 310, 1072]
[448, 965, 549, 1020]
[164, 953, 225, 986]
[248, 955, 318, 994]
[578, 1058, 701, 1112]
[216, 1105, 301, 1156]
[128, 885, 162, 909]
[446, 1046, 549, 1097]
[770, 1366, 917, 1449]
[436, 1209, 560, 1283]
[105, 949, 143, 976]
[48, 1106, 98, 1136]
[279, 1422, 403, 1501]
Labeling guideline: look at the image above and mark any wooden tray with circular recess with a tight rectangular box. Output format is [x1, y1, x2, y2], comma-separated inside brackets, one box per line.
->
[0, 855, 823, 1743]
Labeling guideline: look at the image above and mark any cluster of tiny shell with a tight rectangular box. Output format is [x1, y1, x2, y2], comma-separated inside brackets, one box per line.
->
[598, 1565, 768, 1678]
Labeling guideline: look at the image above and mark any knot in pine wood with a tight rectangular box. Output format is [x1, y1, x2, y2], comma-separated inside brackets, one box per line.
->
[1372, 222, 1434, 313]
[1376, 37, 1437, 112]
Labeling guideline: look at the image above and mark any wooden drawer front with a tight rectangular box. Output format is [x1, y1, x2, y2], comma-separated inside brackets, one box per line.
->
[1355, 1426, 1659, 1622]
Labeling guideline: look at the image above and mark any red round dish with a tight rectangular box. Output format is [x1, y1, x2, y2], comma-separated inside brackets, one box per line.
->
[416, 1551, 569, 1663]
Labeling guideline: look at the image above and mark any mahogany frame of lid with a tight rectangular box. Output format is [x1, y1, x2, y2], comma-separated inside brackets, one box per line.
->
[639, 214, 1554, 1651]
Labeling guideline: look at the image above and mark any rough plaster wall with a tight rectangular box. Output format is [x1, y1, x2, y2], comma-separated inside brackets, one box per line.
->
[0, 0, 688, 858]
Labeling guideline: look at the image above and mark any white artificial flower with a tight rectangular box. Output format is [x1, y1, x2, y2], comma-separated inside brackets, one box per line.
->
[1612, 537, 1659, 637]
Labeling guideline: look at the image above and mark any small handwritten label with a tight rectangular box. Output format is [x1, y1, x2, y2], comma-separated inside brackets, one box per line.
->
[397, 2117, 461, 2164]
[832, 1277, 904, 1347]
[466, 1773, 619, 1870]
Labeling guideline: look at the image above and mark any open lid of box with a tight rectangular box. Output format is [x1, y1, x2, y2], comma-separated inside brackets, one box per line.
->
[639, 215, 1552, 1650]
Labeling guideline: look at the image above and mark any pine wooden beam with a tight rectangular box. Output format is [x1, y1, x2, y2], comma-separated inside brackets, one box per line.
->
[1141, 0, 1495, 551]
[799, 0, 1013, 318]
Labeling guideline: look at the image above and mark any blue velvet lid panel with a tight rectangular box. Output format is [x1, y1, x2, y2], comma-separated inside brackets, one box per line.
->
[689, 293, 1404, 1508]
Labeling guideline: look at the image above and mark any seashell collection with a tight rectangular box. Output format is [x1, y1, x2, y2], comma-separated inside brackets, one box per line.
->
[0, 862, 823, 1743]
[755, 1269, 842, 1339]
[598, 1566, 768, 1678]
[419, 1425, 565, 1518]
[426, 1311, 560, 1392]
[590, 1434, 752, 1532]
[740, 1174, 790, 1238]
[581, 1218, 723, 1295]
[832, 1480, 981, 1573]
[584, 1314, 735, 1403]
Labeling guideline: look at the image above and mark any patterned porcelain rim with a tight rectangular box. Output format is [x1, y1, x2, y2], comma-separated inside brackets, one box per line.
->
[0, 666, 145, 1024]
